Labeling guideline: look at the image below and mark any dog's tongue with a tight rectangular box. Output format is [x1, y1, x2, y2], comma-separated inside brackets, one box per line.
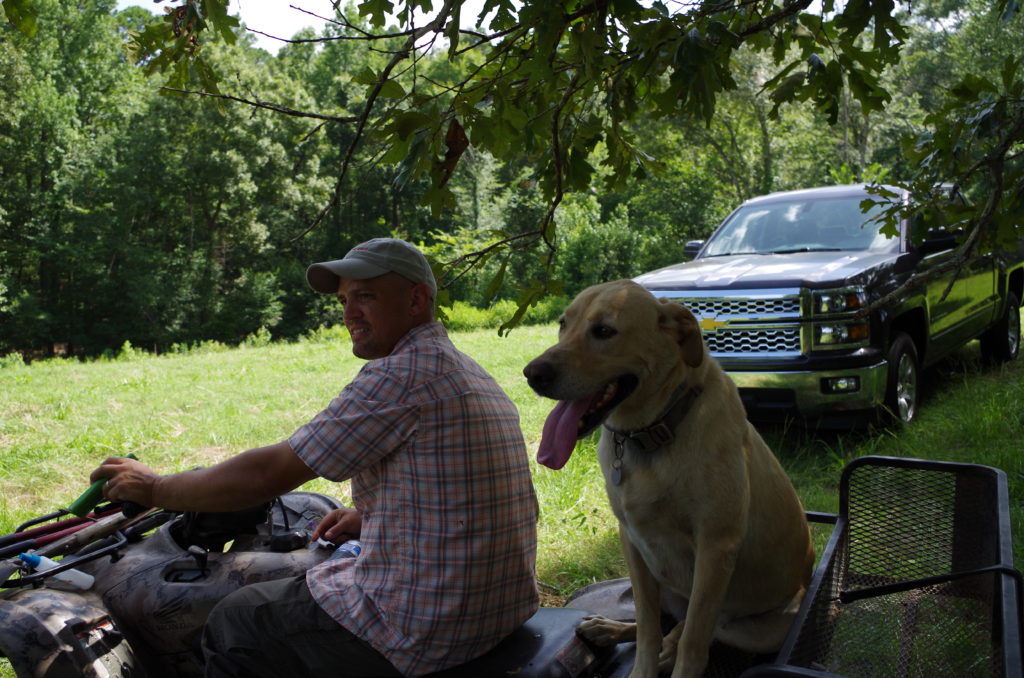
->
[538, 396, 598, 470]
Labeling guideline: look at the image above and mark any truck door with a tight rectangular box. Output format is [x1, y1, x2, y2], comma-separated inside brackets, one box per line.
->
[915, 228, 997, 357]
[963, 251, 998, 333]
[918, 243, 967, 349]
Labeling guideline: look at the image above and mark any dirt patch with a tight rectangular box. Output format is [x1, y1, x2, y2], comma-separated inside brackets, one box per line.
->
[539, 585, 567, 608]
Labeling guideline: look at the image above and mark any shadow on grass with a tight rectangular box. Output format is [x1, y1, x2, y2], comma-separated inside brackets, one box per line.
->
[537, 526, 626, 606]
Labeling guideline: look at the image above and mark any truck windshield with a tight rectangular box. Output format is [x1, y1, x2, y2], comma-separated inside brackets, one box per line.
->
[702, 195, 898, 257]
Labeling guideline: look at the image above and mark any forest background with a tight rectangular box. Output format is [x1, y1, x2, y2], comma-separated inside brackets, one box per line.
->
[1, 0, 1022, 358]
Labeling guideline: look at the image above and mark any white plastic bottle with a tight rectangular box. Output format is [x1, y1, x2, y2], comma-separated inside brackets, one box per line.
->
[329, 539, 362, 560]
[19, 552, 95, 590]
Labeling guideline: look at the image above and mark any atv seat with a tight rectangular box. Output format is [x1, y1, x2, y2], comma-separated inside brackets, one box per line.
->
[423, 607, 617, 678]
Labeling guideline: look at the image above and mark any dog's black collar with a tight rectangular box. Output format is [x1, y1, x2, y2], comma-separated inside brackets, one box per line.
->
[604, 382, 703, 484]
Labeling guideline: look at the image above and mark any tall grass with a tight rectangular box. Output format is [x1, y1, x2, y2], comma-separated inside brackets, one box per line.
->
[1, 323, 1022, 604]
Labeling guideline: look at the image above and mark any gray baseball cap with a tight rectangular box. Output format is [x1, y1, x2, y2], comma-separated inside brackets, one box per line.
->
[306, 238, 437, 298]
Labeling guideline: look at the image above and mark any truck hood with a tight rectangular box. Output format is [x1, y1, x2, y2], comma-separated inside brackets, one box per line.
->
[635, 250, 899, 291]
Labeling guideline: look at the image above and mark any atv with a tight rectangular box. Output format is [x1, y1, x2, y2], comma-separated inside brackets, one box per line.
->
[1, 456, 1021, 678]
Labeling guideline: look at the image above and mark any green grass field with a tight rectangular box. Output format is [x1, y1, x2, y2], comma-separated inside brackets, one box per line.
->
[2, 323, 1022, 674]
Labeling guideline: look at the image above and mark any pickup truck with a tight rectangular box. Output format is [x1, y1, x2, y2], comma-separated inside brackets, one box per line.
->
[634, 184, 1023, 426]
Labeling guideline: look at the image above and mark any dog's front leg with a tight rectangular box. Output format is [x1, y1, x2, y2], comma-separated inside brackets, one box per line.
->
[621, 528, 662, 678]
[670, 539, 738, 678]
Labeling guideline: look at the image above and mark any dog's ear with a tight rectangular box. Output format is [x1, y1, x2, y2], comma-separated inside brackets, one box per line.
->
[658, 299, 704, 368]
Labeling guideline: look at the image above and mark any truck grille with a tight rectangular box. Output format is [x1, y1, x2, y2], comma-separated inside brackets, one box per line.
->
[683, 297, 801, 318]
[669, 291, 804, 357]
[704, 327, 801, 354]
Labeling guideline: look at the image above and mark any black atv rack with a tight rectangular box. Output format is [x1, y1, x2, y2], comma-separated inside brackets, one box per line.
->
[745, 455, 1023, 678]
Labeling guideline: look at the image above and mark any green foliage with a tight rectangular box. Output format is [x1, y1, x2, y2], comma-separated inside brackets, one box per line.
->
[302, 324, 351, 345]
[241, 326, 274, 348]
[115, 340, 142, 362]
[829, 162, 891, 186]
[554, 195, 644, 296]
[863, 10, 1024, 249]
[1, 0, 37, 37]
[442, 296, 568, 332]
[54, 0, 929, 300]
[442, 301, 498, 332]
[123, 0, 237, 93]
[167, 339, 231, 354]
[1, 0, 1021, 358]
[0, 352, 25, 369]
[0, 0, 349, 356]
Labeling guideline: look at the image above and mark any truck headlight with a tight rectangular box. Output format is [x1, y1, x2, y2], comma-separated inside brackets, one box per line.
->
[813, 322, 870, 347]
[813, 289, 866, 315]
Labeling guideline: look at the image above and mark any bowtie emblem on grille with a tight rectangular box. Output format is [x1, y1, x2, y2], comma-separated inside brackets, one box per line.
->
[698, 315, 729, 332]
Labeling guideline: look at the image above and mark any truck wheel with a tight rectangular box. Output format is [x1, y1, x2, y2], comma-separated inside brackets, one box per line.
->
[883, 332, 919, 425]
[979, 291, 1021, 363]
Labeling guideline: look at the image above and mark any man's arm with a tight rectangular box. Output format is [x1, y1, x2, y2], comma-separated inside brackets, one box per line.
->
[90, 441, 318, 512]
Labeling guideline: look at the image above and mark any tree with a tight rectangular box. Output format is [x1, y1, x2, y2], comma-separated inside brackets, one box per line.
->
[2, 1, 347, 354]
[68, 0, 909, 323]
[0, 0, 149, 354]
[863, 1, 1024, 276]
[5, 0, 1021, 329]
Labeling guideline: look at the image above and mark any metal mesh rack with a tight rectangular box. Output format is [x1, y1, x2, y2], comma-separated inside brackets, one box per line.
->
[745, 456, 1023, 678]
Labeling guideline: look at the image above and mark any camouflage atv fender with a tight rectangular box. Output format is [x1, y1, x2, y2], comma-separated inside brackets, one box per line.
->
[0, 586, 136, 678]
[101, 526, 334, 677]
[1, 491, 342, 678]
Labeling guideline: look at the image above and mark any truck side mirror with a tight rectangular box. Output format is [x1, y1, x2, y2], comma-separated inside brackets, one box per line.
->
[683, 240, 705, 260]
[918, 229, 960, 255]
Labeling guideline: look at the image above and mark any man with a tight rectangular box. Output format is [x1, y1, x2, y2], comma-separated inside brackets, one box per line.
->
[91, 238, 540, 678]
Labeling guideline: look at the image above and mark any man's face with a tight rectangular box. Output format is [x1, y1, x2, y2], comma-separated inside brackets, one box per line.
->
[337, 273, 420, 359]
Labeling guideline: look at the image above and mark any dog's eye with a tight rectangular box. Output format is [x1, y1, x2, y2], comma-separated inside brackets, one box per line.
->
[591, 324, 617, 340]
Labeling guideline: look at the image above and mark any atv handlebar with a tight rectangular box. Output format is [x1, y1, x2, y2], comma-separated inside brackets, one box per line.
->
[68, 453, 140, 517]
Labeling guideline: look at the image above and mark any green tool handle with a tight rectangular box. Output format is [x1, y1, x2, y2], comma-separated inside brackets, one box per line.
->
[68, 454, 139, 517]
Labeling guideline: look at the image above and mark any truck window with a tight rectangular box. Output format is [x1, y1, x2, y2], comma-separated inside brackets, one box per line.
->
[703, 195, 898, 257]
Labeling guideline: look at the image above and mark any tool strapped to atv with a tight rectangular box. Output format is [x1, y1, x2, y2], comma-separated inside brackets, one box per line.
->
[1, 456, 1021, 678]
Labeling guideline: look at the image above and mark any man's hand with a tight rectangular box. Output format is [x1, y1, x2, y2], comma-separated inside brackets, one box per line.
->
[90, 456, 160, 507]
[312, 507, 362, 544]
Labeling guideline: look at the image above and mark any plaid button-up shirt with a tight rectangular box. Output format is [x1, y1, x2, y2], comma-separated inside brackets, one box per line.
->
[290, 321, 539, 677]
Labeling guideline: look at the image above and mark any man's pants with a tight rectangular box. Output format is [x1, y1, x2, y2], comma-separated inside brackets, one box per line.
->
[202, 574, 403, 678]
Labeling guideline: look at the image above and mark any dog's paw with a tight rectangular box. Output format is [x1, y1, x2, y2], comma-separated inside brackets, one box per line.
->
[657, 622, 682, 672]
[657, 647, 678, 674]
[577, 615, 635, 646]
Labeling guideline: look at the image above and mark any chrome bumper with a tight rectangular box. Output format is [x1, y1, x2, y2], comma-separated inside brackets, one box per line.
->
[725, 360, 889, 416]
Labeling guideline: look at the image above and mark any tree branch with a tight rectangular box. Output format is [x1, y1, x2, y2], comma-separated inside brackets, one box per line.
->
[158, 87, 358, 123]
[291, 0, 461, 242]
[738, 0, 816, 38]
[441, 230, 547, 288]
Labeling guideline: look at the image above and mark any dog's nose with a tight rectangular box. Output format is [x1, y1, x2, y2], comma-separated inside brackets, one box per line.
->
[523, 360, 556, 391]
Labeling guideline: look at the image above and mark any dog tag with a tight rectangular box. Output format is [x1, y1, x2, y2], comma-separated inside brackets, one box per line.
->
[611, 436, 625, 485]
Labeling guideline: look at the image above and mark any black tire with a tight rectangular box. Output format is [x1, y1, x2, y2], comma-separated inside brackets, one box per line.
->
[979, 291, 1021, 364]
[882, 331, 920, 426]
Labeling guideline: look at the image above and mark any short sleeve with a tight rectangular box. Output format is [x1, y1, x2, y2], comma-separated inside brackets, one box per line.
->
[289, 393, 419, 482]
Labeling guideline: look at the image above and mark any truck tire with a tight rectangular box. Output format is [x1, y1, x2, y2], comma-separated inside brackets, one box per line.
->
[979, 291, 1021, 363]
[882, 332, 919, 425]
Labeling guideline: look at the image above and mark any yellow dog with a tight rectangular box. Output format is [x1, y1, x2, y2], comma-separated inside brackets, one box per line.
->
[524, 280, 814, 678]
